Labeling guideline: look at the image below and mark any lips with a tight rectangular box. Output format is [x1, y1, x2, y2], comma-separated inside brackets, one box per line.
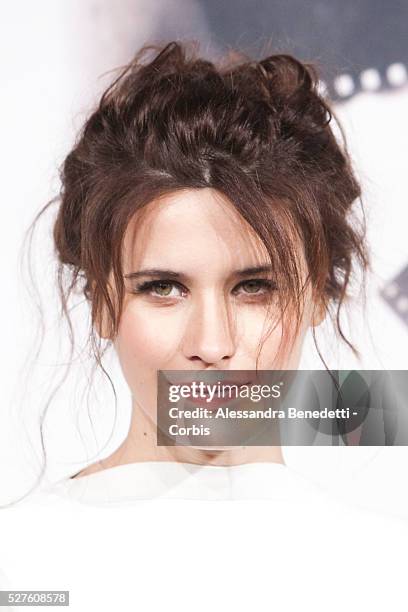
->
[162, 371, 256, 387]
[180, 380, 251, 410]
[182, 380, 249, 398]
[184, 380, 249, 390]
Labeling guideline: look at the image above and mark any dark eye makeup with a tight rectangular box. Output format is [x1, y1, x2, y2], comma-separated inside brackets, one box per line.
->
[128, 278, 277, 299]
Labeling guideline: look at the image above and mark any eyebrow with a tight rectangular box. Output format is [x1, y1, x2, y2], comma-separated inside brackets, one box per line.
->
[123, 265, 274, 282]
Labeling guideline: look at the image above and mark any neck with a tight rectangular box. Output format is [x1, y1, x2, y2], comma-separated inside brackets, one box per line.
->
[103, 398, 285, 468]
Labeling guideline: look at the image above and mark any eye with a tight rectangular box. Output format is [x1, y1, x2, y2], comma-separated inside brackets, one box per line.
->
[130, 280, 186, 298]
[129, 278, 277, 300]
[233, 279, 276, 296]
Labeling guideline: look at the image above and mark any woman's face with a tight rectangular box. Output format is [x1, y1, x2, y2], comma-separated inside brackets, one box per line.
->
[109, 188, 320, 417]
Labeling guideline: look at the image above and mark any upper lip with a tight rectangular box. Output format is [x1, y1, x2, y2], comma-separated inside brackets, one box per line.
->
[188, 380, 249, 387]
[167, 378, 251, 389]
[162, 371, 259, 387]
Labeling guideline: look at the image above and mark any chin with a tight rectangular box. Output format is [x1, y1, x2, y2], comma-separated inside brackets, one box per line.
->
[189, 446, 234, 452]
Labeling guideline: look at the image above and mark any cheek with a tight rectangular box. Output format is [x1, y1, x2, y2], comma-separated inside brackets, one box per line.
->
[233, 307, 283, 367]
[113, 302, 181, 385]
[240, 307, 310, 369]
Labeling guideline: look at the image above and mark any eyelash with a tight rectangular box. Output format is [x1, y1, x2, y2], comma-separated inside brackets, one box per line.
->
[129, 279, 277, 300]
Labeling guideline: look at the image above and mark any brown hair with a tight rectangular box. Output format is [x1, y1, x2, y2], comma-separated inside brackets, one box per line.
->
[20, 40, 369, 495]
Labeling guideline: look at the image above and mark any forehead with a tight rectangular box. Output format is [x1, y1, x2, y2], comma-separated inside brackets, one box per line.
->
[123, 188, 269, 270]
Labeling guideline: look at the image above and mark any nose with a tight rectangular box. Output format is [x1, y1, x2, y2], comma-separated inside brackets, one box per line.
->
[181, 291, 236, 365]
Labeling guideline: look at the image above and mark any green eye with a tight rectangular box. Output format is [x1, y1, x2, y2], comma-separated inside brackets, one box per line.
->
[131, 278, 276, 299]
[153, 282, 173, 296]
[242, 280, 263, 293]
[132, 280, 185, 298]
[236, 279, 276, 296]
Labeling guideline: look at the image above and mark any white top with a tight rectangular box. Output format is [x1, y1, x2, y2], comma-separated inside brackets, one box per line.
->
[48, 460, 319, 505]
[0, 461, 407, 612]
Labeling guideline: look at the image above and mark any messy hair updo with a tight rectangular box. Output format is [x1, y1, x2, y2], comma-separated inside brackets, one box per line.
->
[30, 38, 369, 399]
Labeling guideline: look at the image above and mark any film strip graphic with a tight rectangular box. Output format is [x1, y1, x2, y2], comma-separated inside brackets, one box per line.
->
[319, 62, 408, 102]
[380, 265, 408, 327]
